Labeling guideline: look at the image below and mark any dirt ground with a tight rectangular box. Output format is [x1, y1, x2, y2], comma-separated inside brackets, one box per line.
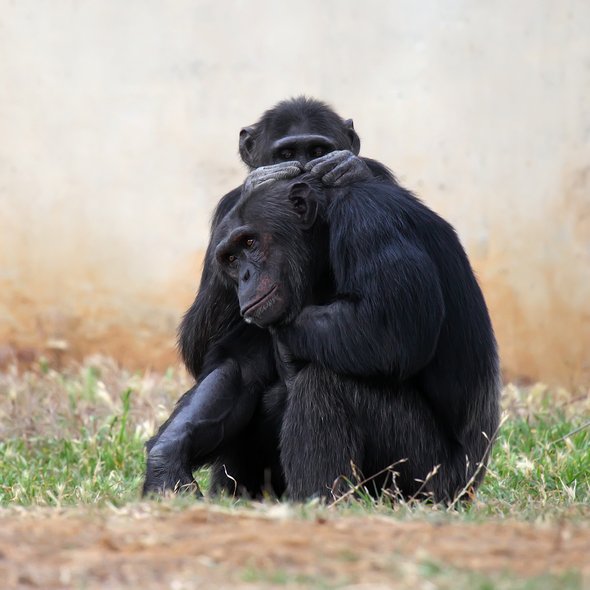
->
[1, 505, 588, 589]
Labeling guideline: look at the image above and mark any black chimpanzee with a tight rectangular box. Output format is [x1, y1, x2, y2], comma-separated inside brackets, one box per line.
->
[180, 97, 395, 380]
[212, 176, 500, 502]
[143, 97, 396, 496]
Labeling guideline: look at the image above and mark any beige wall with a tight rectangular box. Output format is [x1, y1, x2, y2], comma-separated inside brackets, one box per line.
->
[1, 1, 589, 385]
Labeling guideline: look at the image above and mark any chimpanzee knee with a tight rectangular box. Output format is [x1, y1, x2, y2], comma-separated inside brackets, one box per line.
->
[280, 366, 364, 501]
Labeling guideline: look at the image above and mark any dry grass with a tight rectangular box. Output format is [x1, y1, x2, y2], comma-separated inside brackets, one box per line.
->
[0, 355, 193, 441]
[0, 358, 589, 588]
[2, 356, 588, 441]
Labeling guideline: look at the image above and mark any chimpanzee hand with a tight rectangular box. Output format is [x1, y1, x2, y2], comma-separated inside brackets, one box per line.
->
[143, 438, 202, 497]
[272, 334, 301, 383]
[305, 150, 372, 186]
[243, 161, 304, 195]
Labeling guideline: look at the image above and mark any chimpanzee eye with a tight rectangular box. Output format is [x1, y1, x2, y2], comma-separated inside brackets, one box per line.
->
[310, 146, 326, 159]
[245, 238, 254, 248]
[280, 149, 294, 160]
[227, 254, 236, 264]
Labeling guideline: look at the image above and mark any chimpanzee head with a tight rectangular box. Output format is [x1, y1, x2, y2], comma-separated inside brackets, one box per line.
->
[215, 178, 327, 327]
[239, 97, 361, 169]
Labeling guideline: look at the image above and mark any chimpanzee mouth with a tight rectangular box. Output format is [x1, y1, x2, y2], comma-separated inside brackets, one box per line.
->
[241, 284, 278, 319]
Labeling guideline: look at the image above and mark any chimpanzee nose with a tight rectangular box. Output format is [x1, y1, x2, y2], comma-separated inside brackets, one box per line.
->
[242, 269, 250, 282]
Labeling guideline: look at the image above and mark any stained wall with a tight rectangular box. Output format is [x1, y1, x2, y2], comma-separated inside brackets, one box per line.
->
[1, 1, 589, 385]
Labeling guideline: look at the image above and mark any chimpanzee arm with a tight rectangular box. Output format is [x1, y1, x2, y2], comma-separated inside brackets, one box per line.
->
[278, 188, 445, 379]
[178, 187, 243, 379]
[143, 325, 276, 496]
[362, 157, 397, 183]
[142, 360, 257, 496]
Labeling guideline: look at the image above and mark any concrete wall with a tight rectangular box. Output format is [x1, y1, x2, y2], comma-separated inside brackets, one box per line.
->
[1, 1, 589, 385]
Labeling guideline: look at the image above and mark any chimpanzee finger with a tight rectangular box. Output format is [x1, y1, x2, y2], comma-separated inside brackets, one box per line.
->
[321, 159, 356, 185]
[304, 150, 350, 175]
[251, 177, 279, 191]
[257, 161, 303, 177]
[252, 169, 300, 185]
[329, 169, 365, 187]
[264, 164, 303, 180]
[324, 158, 373, 186]
[244, 162, 303, 194]
[245, 174, 287, 194]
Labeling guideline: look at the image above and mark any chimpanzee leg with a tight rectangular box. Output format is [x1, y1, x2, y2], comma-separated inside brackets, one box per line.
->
[209, 382, 287, 499]
[361, 384, 492, 504]
[143, 324, 276, 496]
[280, 366, 364, 501]
[278, 368, 478, 504]
[142, 359, 260, 495]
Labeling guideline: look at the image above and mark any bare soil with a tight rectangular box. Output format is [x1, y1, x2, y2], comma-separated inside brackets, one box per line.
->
[1, 505, 588, 589]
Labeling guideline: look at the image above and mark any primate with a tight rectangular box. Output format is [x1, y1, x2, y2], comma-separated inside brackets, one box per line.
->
[142, 97, 500, 501]
[212, 177, 500, 502]
[180, 97, 395, 380]
[143, 97, 395, 496]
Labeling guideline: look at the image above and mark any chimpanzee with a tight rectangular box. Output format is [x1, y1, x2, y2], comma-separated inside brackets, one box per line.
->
[180, 97, 395, 380]
[212, 176, 500, 502]
[143, 97, 396, 496]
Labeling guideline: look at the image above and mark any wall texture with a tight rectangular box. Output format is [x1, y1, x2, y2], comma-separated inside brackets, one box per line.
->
[1, 1, 589, 385]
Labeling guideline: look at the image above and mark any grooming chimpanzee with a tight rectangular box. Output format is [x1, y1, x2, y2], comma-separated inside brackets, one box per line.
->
[142, 97, 500, 501]
[181, 97, 395, 380]
[143, 97, 395, 496]
[212, 176, 500, 501]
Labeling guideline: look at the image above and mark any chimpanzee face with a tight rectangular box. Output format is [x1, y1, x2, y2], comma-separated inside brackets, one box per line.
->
[215, 182, 319, 328]
[217, 228, 287, 327]
[238, 98, 361, 169]
[268, 130, 336, 166]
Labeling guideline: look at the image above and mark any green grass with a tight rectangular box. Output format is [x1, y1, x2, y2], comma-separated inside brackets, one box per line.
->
[239, 562, 583, 590]
[0, 364, 588, 589]
[241, 565, 344, 588]
[415, 563, 582, 590]
[0, 389, 145, 505]
[0, 370, 588, 517]
[479, 411, 589, 517]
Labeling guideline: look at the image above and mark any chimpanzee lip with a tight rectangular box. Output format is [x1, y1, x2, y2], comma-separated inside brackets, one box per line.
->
[241, 284, 278, 317]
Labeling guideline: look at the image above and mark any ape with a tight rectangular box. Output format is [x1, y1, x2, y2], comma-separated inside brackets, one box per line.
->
[180, 97, 395, 380]
[143, 97, 395, 496]
[213, 176, 500, 502]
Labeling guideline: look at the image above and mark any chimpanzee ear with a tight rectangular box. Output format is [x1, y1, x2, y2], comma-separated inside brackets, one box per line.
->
[239, 126, 257, 168]
[288, 183, 318, 229]
[344, 119, 361, 155]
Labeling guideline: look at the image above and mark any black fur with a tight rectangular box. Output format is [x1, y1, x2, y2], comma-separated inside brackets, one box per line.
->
[143, 97, 500, 502]
[214, 177, 500, 502]
[144, 97, 385, 497]
[142, 323, 280, 496]
[179, 98, 394, 381]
